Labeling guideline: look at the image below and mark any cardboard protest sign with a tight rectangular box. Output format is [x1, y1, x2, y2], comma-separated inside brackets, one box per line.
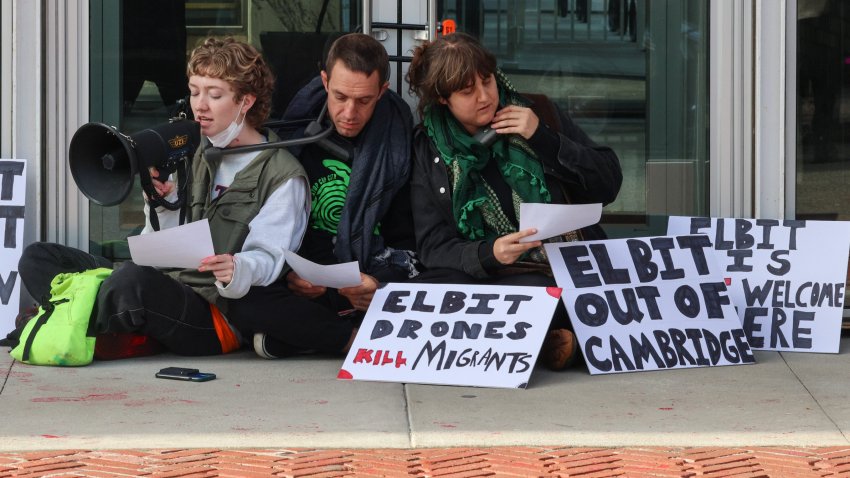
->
[338, 283, 562, 389]
[668, 217, 850, 353]
[0, 160, 26, 336]
[544, 236, 754, 375]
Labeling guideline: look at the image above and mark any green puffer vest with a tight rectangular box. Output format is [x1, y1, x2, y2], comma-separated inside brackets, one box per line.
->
[169, 129, 306, 312]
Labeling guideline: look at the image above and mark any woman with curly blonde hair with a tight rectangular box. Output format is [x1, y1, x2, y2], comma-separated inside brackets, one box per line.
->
[17, 37, 310, 357]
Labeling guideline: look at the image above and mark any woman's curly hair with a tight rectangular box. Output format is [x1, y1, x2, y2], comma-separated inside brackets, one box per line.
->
[187, 37, 275, 128]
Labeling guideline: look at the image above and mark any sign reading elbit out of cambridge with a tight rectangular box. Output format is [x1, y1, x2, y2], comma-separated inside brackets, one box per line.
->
[544, 236, 755, 375]
[338, 283, 561, 389]
[668, 217, 850, 353]
[0, 160, 26, 336]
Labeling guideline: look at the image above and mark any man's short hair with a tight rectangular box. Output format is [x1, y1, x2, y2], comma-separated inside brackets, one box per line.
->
[324, 33, 389, 84]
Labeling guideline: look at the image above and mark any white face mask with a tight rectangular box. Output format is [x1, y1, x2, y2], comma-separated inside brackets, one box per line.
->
[207, 97, 247, 148]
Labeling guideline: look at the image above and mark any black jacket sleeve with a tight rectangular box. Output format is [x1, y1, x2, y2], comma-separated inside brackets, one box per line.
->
[532, 98, 623, 206]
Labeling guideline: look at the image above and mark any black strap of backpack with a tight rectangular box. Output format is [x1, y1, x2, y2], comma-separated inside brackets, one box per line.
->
[21, 298, 69, 362]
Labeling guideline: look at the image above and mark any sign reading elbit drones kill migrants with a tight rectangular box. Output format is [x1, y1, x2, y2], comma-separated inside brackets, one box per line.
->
[338, 283, 561, 389]
[544, 236, 755, 375]
[668, 217, 850, 353]
[0, 160, 26, 336]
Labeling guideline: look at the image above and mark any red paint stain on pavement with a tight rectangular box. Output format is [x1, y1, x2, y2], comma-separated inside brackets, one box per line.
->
[659, 407, 673, 410]
[32, 392, 128, 402]
[123, 398, 198, 407]
[40, 435, 63, 439]
[434, 422, 457, 428]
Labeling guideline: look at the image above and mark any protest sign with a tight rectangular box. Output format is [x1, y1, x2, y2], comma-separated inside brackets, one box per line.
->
[0, 160, 26, 336]
[668, 217, 850, 353]
[338, 283, 561, 389]
[545, 236, 754, 375]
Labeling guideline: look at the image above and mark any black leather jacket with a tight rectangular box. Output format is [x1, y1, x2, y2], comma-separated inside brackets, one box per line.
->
[410, 96, 623, 279]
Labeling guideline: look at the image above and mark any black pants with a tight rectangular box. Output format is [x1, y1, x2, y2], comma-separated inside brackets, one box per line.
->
[559, 0, 587, 20]
[227, 283, 357, 355]
[20, 243, 222, 356]
[410, 268, 571, 330]
[19, 243, 380, 356]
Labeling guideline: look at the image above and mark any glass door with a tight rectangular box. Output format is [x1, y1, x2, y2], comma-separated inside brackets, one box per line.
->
[87, 0, 362, 259]
[795, 0, 850, 221]
[87, 0, 711, 254]
[437, 0, 710, 237]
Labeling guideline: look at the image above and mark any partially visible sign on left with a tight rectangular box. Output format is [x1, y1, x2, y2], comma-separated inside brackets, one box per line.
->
[0, 160, 27, 336]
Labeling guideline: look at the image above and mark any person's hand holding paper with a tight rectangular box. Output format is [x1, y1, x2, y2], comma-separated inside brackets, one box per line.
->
[518, 203, 602, 243]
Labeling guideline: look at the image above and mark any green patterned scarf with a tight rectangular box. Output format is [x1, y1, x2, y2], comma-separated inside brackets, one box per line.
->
[424, 71, 551, 242]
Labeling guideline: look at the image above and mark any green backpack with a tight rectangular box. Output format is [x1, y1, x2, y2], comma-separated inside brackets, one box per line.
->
[10, 268, 112, 366]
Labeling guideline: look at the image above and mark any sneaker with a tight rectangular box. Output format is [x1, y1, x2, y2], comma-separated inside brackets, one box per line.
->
[541, 329, 578, 371]
[253, 333, 280, 359]
[253, 333, 312, 359]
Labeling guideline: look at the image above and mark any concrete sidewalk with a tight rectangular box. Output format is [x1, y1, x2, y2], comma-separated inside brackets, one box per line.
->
[2, 334, 850, 453]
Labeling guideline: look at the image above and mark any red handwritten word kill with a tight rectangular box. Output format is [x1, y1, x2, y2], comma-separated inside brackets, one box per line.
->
[354, 348, 408, 368]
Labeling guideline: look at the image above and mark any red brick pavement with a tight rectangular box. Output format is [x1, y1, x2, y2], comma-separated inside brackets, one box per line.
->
[1, 447, 850, 477]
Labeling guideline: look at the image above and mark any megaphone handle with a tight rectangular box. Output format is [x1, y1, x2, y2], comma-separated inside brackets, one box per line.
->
[149, 206, 162, 232]
[177, 161, 190, 226]
[142, 161, 190, 232]
[139, 166, 179, 210]
[150, 168, 167, 183]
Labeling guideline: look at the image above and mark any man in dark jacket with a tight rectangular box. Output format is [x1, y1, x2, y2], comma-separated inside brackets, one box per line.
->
[249, 33, 419, 359]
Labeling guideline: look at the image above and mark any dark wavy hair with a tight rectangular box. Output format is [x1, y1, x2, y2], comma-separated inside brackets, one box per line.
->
[325, 33, 389, 84]
[187, 37, 275, 128]
[406, 32, 497, 119]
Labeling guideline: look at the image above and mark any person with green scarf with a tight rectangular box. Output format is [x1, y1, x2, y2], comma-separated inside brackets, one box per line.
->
[406, 32, 622, 370]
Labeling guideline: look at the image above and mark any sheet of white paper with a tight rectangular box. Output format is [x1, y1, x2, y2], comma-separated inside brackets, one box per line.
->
[284, 250, 362, 288]
[518, 203, 602, 242]
[128, 219, 215, 268]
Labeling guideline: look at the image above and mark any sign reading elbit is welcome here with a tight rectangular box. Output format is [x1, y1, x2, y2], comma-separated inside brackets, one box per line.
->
[668, 217, 850, 353]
